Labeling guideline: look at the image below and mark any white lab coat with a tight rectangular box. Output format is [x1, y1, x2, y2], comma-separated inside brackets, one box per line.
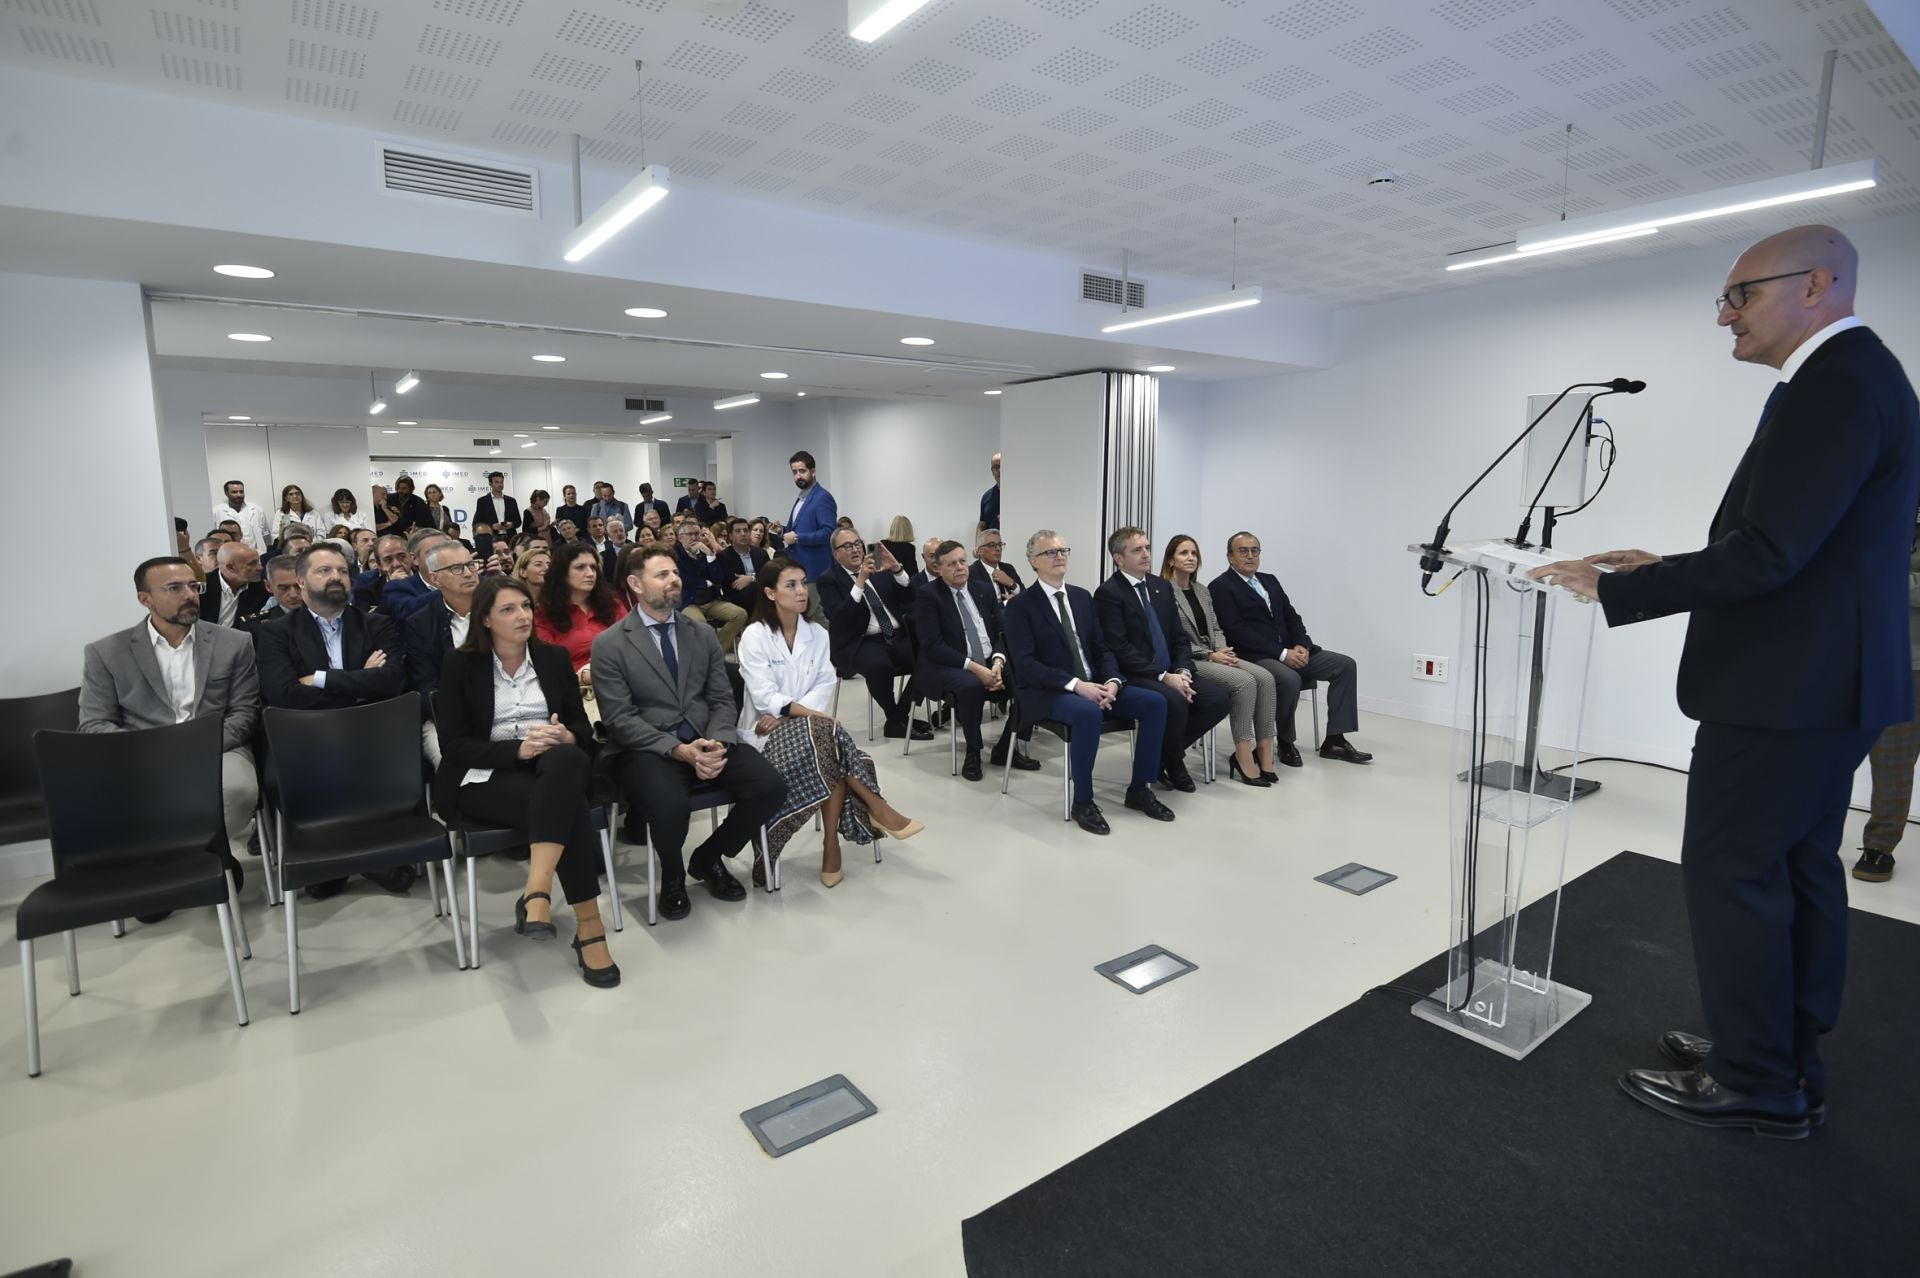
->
[735, 618, 837, 751]
[213, 500, 272, 552]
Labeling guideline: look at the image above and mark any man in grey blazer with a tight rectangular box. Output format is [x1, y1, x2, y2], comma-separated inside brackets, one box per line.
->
[591, 545, 787, 920]
[79, 556, 262, 865]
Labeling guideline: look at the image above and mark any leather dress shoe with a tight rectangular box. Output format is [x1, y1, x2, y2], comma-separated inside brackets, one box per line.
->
[911, 719, 935, 741]
[961, 749, 984, 782]
[1657, 1032, 1825, 1124]
[1072, 801, 1110, 835]
[304, 877, 349, 901]
[1277, 743, 1304, 768]
[370, 865, 417, 894]
[1008, 752, 1040, 771]
[135, 911, 175, 925]
[688, 856, 745, 902]
[1618, 1068, 1810, 1139]
[656, 882, 691, 921]
[1124, 785, 1176, 822]
[1318, 735, 1373, 764]
[990, 739, 1039, 770]
[1853, 847, 1895, 882]
[1159, 764, 1197, 793]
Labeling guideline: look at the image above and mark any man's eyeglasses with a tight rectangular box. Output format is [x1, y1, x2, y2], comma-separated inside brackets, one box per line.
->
[1034, 547, 1071, 560]
[1715, 270, 1814, 313]
[436, 561, 480, 576]
[151, 580, 205, 596]
[980, 541, 1004, 551]
[1232, 545, 1262, 558]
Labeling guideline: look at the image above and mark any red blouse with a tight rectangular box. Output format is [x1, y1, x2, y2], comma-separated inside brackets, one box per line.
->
[535, 599, 628, 670]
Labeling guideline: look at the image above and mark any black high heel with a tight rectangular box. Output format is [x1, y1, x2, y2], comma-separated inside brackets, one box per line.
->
[572, 932, 621, 988]
[514, 891, 557, 938]
[1229, 757, 1273, 787]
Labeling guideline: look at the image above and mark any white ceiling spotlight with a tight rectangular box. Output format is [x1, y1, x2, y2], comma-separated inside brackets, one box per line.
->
[394, 370, 419, 395]
[227, 332, 271, 342]
[227, 414, 252, 420]
[899, 336, 935, 346]
[397, 420, 418, 426]
[796, 391, 807, 397]
[213, 264, 274, 279]
[542, 425, 560, 431]
[760, 371, 789, 379]
[367, 371, 387, 416]
[657, 437, 672, 442]
[382, 429, 400, 435]
[849, 0, 933, 42]
[639, 413, 673, 426]
[532, 354, 566, 363]
[713, 394, 760, 411]
[624, 306, 668, 319]
[1145, 365, 1176, 373]
[983, 389, 1003, 396]
[561, 61, 669, 262]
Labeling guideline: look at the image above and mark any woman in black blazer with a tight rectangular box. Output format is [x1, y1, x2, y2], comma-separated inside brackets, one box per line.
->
[434, 576, 618, 988]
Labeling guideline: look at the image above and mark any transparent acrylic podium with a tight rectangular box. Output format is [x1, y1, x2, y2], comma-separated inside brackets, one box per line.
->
[1405, 541, 1597, 1059]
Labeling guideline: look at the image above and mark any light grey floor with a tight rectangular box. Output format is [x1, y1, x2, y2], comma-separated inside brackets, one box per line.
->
[1, 708, 1914, 1277]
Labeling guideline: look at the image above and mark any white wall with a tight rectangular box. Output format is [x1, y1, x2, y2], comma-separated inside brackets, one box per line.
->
[1194, 213, 1920, 798]
[817, 397, 999, 549]
[202, 423, 372, 532]
[1, 273, 168, 694]
[1001, 373, 1108, 591]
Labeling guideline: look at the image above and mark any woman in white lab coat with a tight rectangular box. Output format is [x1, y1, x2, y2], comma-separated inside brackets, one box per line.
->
[735, 558, 923, 887]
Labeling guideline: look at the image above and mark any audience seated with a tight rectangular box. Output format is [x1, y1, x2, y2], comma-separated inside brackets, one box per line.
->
[354, 533, 411, 608]
[246, 554, 303, 639]
[592, 546, 787, 920]
[379, 528, 448, 622]
[378, 475, 431, 538]
[882, 515, 919, 577]
[193, 534, 225, 577]
[911, 539, 1032, 781]
[405, 539, 481, 767]
[348, 527, 377, 571]
[971, 528, 1024, 602]
[535, 542, 628, 673]
[1004, 530, 1173, 834]
[1209, 531, 1372, 766]
[1161, 535, 1278, 785]
[714, 517, 769, 614]
[206, 540, 269, 629]
[1095, 526, 1231, 793]
[278, 524, 314, 559]
[818, 526, 928, 740]
[513, 545, 551, 591]
[433, 576, 618, 988]
[600, 517, 632, 583]
[736, 558, 924, 887]
[673, 520, 748, 651]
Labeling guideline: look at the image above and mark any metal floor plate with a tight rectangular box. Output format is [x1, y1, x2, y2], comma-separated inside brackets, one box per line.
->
[1315, 863, 1397, 895]
[740, 1074, 876, 1158]
[1095, 944, 1197, 994]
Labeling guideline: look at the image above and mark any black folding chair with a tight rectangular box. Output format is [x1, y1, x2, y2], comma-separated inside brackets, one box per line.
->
[17, 716, 248, 1078]
[0, 688, 79, 847]
[262, 695, 458, 1011]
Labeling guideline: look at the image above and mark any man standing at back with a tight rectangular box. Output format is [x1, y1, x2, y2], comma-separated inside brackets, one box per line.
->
[473, 470, 519, 538]
[782, 450, 837, 617]
[214, 479, 271, 553]
[1533, 225, 1920, 1138]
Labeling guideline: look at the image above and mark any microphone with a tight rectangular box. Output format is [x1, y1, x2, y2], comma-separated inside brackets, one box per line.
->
[1418, 379, 1631, 589]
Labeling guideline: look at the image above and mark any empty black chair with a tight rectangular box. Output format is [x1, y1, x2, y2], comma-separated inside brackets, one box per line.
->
[1003, 717, 1139, 821]
[0, 688, 80, 847]
[17, 715, 248, 1077]
[262, 695, 457, 1012]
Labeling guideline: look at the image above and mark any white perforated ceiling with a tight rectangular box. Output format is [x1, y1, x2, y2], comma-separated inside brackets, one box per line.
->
[4, 0, 1918, 303]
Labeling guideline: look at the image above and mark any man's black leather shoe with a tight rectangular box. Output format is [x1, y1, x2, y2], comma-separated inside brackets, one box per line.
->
[369, 865, 416, 894]
[1124, 785, 1176, 822]
[1277, 742, 1304, 768]
[910, 720, 935, 741]
[135, 911, 174, 925]
[1618, 1068, 1810, 1138]
[883, 720, 907, 739]
[304, 878, 348, 901]
[1008, 751, 1041, 771]
[961, 749, 984, 782]
[1072, 802, 1111, 835]
[1159, 765, 1197, 793]
[1656, 1032, 1826, 1124]
[656, 882, 691, 921]
[688, 857, 745, 902]
[1318, 735, 1373, 764]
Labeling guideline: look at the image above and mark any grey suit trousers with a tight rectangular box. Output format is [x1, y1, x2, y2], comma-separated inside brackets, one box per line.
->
[1254, 648, 1359, 744]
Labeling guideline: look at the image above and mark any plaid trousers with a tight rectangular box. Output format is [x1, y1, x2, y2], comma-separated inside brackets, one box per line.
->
[1864, 667, 1920, 852]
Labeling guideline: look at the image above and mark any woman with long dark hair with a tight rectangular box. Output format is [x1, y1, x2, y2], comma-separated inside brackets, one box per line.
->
[275, 484, 317, 542]
[735, 557, 922, 887]
[327, 487, 373, 533]
[534, 541, 627, 672]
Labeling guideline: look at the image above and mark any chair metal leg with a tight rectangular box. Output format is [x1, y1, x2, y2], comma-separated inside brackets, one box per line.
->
[22, 938, 40, 1077]
[708, 807, 719, 834]
[112, 919, 125, 938]
[285, 887, 301, 1015]
[425, 858, 443, 917]
[601, 826, 623, 932]
[465, 854, 481, 971]
[646, 840, 658, 926]
[260, 806, 282, 907]
[1001, 740, 1015, 794]
[63, 931, 79, 997]
[215, 902, 250, 1027]
[1062, 755, 1071, 822]
[272, 811, 287, 909]
[1311, 687, 1322, 751]
[445, 857, 468, 970]
[950, 709, 958, 776]
[226, 869, 251, 961]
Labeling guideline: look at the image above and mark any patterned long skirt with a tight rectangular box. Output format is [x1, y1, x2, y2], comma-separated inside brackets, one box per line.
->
[759, 715, 886, 862]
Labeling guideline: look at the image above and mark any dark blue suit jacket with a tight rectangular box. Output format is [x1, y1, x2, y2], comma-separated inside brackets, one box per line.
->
[1600, 325, 1920, 730]
[1095, 571, 1194, 680]
[1003, 582, 1120, 722]
[912, 575, 1007, 676]
[784, 483, 838, 581]
[1207, 570, 1317, 663]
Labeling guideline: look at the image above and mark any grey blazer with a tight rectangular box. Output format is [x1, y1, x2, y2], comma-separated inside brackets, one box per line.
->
[589, 608, 740, 758]
[78, 619, 260, 753]
[1168, 577, 1229, 657]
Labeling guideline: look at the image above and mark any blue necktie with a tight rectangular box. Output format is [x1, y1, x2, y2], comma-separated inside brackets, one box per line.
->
[1137, 581, 1170, 671]
[1753, 382, 1787, 440]
[654, 621, 697, 742]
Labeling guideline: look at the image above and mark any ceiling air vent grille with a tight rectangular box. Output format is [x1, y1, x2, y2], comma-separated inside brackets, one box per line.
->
[1081, 270, 1146, 309]
[381, 147, 536, 212]
[624, 397, 668, 412]
[471, 437, 501, 447]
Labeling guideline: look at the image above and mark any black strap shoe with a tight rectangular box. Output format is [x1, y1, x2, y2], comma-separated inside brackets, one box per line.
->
[656, 882, 691, 921]
[1853, 847, 1895, 882]
[1124, 785, 1176, 822]
[961, 749, 984, 782]
[1072, 801, 1111, 835]
[1277, 742, 1304, 768]
[688, 856, 746, 902]
[514, 891, 557, 938]
[1318, 735, 1373, 764]
[1618, 1068, 1809, 1138]
[572, 932, 621, 988]
[1159, 765, 1198, 793]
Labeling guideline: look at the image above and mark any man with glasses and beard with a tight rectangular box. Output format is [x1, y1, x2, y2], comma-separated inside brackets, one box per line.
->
[80, 557, 262, 916]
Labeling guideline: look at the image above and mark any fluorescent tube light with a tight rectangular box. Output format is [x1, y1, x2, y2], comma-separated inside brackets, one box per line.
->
[541, 425, 560, 430]
[214, 264, 274, 279]
[1100, 286, 1262, 333]
[561, 165, 671, 263]
[227, 415, 251, 420]
[639, 413, 673, 425]
[849, 0, 933, 42]
[1445, 226, 1659, 272]
[521, 441, 538, 448]
[1145, 364, 1175, 372]
[713, 394, 759, 411]
[227, 332, 271, 342]
[369, 398, 387, 415]
[397, 421, 418, 426]
[395, 371, 419, 395]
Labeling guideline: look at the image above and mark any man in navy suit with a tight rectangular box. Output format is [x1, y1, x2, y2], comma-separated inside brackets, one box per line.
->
[472, 471, 519, 537]
[1097, 526, 1230, 792]
[1004, 529, 1173, 834]
[819, 526, 930, 740]
[781, 450, 838, 584]
[1535, 225, 1920, 1137]
[911, 539, 1033, 781]
[1210, 533, 1371, 766]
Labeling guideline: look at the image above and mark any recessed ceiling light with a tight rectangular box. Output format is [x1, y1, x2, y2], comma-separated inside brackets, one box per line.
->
[214, 264, 274, 279]
[624, 306, 668, 319]
[227, 414, 252, 420]
[796, 391, 807, 397]
[397, 420, 417, 426]
[489, 448, 502, 455]
[657, 437, 672, 442]
[542, 425, 560, 430]
[382, 429, 400, 434]
[760, 371, 788, 379]
[227, 332, 271, 342]
[983, 389, 1002, 396]
[851, 0, 935, 42]
[513, 433, 528, 438]
[899, 336, 935, 346]
[1145, 364, 1176, 372]
[532, 354, 566, 362]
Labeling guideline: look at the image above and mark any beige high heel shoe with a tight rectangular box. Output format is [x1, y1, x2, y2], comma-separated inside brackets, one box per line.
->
[884, 818, 925, 841]
[820, 867, 843, 888]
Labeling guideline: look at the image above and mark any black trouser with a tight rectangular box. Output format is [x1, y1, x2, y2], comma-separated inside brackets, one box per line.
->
[614, 745, 787, 884]
[1682, 720, 1876, 1098]
[1123, 673, 1232, 767]
[454, 744, 602, 905]
[845, 633, 919, 726]
[917, 663, 1022, 752]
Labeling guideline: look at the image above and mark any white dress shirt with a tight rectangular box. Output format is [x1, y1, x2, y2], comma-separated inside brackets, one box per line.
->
[735, 619, 836, 750]
[1779, 315, 1864, 383]
[214, 500, 272, 552]
[216, 574, 243, 627]
[855, 569, 909, 637]
[148, 620, 197, 723]
[461, 653, 551, 786]
[448, 608, 472, 649]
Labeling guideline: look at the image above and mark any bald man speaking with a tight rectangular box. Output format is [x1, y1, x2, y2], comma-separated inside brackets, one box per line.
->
[1533, 226, 1920, 1137]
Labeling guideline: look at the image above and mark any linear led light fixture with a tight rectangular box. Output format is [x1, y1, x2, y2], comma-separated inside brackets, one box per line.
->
[1100, 286, 1262, 333]
[368, 371, 387, 416]
[561, 164, 670, 262]
[394, 370, 419, 395]
[1445, 226, 1660, 272]
[713, 394, 759, 411]
[639, 413, 673, 425]
[849, 0, 933, 42]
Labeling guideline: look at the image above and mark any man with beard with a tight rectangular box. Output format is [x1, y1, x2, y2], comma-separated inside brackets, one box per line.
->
[213, 479, 271, 552]
[782, 449, 837, 622]
[80, 557, 261, 917]
[377, 474, 431, 538]
[592, 546, 786, 921]
[257, 543, 412, 899]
